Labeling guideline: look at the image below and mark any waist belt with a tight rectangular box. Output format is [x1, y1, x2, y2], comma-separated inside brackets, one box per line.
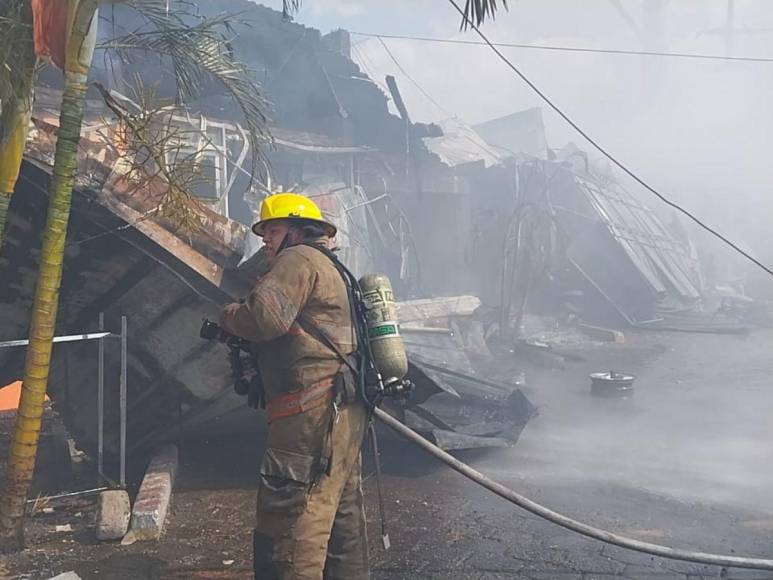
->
[266, 378, 335, 423]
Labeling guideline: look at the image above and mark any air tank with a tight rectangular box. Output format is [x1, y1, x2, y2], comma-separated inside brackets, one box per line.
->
[358, 273, 408, 381]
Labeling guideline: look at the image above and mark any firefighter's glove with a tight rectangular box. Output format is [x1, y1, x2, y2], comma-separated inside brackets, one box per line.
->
[219, 302, 242, 329]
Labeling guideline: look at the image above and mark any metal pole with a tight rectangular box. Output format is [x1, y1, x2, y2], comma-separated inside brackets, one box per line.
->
[0, 331, 113, 348]
[98, 313, 105, 483]
[26, 487, 109, 504]
[120, 315, 127, 488]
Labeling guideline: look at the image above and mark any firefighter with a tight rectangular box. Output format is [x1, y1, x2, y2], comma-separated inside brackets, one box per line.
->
[219, 193, 370, 580]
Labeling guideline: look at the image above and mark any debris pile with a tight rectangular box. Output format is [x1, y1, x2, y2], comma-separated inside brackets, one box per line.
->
[1, 0, 767, 467]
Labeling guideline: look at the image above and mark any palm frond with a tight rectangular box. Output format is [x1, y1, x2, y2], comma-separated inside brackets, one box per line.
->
[0, 0, 36, 145]
[282, 1, 301, 19]
[94, 81, 213, 234]
[98, 0, 270, 181]
[461, 0, 508, 30]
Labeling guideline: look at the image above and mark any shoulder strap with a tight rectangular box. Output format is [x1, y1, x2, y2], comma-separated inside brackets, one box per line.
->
[296, 313, 358, 374]
[293, 241, 366, 377]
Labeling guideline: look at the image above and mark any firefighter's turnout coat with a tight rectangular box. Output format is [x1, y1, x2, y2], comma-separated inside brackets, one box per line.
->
[220, 242, 369, 580]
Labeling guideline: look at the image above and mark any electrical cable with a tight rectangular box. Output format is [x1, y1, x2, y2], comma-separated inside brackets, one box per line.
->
[351, 31, 773, 64]
[351, 43, 385, 85]
[445, 0, 773, 278]
[351, 44, 387, 92]
[17, 172, 167, 249]
[266, 29, 307, 88]
[15, 171, 222, 303]
[376, 37, 456, 119]
[374, 406, 773, 571]
[374, 36, 509, 172]
[372, 36, 505, 163]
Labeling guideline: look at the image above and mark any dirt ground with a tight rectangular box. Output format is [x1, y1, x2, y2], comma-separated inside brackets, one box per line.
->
[2, 327, 773, 579]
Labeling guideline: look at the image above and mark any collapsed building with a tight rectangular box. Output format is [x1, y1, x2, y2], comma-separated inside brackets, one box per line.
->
[0, 1, 758, 461]
[0, 2, 537, 458]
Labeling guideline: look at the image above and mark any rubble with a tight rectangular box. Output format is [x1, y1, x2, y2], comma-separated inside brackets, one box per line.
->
[9, 0, 741, 474]
[95, 490, 131, 541]
[0, 150, 532, 455]
[124, 444, 178, 543]
[578, 324, 626, 343]
[397, 295, 482, 324]
[0, 1, 769, 577]
[402, 312, 535, 450]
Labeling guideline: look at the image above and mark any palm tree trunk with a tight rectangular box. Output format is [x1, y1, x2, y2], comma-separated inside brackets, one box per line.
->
[0, 0, 98, 551]
[0, 95, 33, 245]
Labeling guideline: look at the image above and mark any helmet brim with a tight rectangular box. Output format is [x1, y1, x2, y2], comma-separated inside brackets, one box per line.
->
[251, 217, 337, 238]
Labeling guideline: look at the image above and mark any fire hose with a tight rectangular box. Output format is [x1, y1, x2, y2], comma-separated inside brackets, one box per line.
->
[374, 407, 773, 571]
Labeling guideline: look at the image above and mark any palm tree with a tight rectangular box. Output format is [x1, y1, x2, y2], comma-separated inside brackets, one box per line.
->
[0, 0, 100, 550]
[0, 100, 33, 244]
[0, 0, 268, 550]
[0, 0, 36, 244]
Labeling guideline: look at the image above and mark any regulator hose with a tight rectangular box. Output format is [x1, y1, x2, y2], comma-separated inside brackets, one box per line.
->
[374, 407, 773, 571]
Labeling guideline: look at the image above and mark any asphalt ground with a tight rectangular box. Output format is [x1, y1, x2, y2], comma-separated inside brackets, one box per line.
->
[2, 328, 773, 579]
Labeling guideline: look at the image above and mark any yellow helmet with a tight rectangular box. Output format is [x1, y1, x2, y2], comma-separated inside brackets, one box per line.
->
[251, 193, 337, 237]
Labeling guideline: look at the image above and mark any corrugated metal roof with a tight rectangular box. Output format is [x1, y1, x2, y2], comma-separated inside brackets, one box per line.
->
[269, 126, 371, 154]
[473, 107, 548, 160]
[422, 119, 506, 168]
[531, 159, 704, 322]
[575, 174, 702, 302]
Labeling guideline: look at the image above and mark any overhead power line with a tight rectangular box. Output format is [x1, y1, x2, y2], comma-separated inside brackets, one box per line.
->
[351, 31, 773, 64]
[351, 43, 388, 92]
[371, 37, 521, 162]
[443, 0, 773, 277]
[376, 37, 456, 119]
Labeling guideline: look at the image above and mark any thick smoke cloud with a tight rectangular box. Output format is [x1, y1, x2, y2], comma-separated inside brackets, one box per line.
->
[333, 1, 773, 274]
[254, 0, 773, 512]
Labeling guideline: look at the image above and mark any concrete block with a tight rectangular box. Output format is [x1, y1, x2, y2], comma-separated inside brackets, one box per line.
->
[48, 572, 82, 580]
[95, 489, 131, 541]
[578, 324, 625, 343]
[123, 444, 178, 543]
[398, 295, 481, 324]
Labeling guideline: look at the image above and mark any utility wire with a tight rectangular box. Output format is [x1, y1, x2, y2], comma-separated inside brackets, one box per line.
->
[376, 37, 456, 119]
[445, 0, 773, 278]
[16, 171, 219, 302]
[351, 43, 390, 93]
[352, 31, 773, 64]
[18, 172, 167, 249]
[372, 39, 505, 166]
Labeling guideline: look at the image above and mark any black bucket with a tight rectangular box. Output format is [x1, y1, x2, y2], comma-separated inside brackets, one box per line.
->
[590, 371, 635, 398]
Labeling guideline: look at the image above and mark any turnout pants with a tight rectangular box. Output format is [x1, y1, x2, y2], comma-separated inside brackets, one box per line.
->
[253, 399, 369, 580]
